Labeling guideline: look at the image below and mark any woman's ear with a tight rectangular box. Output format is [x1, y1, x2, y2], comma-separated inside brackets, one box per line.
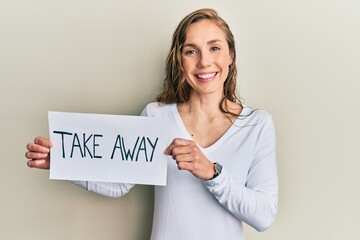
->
[229, 50, 234, 65]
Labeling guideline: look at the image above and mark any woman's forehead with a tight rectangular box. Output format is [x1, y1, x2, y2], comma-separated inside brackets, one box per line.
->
[185, 19, 227, 44]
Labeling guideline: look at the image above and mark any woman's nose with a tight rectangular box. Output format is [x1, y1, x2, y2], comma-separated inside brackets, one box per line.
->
[197, 52, 211, 68]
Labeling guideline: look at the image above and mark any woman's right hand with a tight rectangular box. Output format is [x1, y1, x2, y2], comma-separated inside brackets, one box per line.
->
[25, 136, 53, 169]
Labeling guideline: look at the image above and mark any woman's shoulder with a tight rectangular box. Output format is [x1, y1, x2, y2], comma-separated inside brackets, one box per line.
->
[140, 102, 176, 117]
[239, 105, 275, 126]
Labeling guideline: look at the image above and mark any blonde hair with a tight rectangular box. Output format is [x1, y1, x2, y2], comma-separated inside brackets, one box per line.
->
[156, 8, 241, 114]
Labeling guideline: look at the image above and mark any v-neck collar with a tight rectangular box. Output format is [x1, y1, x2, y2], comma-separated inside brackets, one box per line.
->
[171, 103, 243, 154]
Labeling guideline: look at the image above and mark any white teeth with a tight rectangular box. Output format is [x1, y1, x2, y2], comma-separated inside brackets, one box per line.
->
[197, 73, 216, 79]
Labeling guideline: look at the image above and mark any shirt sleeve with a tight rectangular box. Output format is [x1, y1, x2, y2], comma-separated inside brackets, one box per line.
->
[70, 181, 135, 198]
[203, 116, 278, 231]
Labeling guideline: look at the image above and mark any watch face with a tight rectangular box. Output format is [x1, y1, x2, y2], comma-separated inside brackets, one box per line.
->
[215, 163, 223, 173]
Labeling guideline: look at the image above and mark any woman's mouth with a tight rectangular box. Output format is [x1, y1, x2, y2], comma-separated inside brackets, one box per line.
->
[196, 72, 217, 82]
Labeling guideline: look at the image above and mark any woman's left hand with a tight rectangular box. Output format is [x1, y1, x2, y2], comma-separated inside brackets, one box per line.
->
[165, 138, 215, 180]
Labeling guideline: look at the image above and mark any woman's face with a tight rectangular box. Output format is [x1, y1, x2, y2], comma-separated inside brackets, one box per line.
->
[181, 19, 233, 97]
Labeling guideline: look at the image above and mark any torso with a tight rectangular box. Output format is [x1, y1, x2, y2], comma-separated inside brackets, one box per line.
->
[144, 102, 275, 240]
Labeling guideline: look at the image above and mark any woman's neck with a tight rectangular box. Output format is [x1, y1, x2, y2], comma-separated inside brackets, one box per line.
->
[180, 91, 242, 119]
[186, 92, 224, 118]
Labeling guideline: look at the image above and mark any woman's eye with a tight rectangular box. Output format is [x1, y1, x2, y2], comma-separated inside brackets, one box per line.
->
[210, 46, 220, 51]
[185, 49, 197, 55]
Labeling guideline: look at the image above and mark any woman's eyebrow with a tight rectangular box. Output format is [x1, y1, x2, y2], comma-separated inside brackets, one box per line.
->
[183, 43, 197, 48]
[183, 39, 222, 48]
[208, 39, 222, 44]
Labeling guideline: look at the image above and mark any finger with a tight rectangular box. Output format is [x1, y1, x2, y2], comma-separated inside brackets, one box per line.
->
[165, 138, 193, 155]
[25, 151, 49, 160]
[177, 162, 194, 173]
[171, 144, 198, 158]
[26, 143, 50, 154]
[27, 159, 50, 169]
[34, 136, 53, 148]
[173, 151, 199, 163]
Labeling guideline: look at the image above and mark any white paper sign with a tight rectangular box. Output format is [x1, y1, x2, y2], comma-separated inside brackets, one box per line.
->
[48, 111, 174, 186]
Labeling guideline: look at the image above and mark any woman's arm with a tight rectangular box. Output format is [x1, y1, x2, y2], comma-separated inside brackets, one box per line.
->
[70, 181, 135, 198]
[204, 116, 278, 231]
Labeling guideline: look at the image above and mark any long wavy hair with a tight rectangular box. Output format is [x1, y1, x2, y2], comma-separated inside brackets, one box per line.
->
[156, 8, 241, 115]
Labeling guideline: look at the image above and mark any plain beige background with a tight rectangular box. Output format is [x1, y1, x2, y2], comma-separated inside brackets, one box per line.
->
[1, 0, 359, 239]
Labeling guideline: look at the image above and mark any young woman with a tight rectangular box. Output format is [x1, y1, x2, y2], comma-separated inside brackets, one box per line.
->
[26, 8, 278, 240]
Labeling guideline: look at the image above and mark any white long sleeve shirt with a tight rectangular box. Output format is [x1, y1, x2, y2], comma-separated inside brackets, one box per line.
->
[72, 102, 278, 240]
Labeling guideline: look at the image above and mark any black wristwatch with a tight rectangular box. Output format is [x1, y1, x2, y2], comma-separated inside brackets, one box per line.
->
[210, 162, 222, 180]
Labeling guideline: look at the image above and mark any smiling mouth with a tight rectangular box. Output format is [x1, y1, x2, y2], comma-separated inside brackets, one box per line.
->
[196, 72, 217, 81]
